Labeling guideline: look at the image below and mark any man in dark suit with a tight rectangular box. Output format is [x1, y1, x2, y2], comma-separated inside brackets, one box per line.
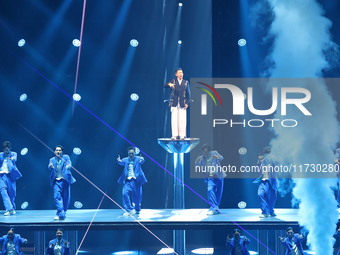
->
[164, 68, 191, 140]
[48, 145, 76, 220]
[117, 147, 147, 215]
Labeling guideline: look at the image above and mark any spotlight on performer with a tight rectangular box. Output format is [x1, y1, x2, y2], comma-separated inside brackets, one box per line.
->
[20, 148, 28, 156]
[157, 248, 174, 254]
[73, 93, 81, 101]
[18, 39, 26, 47]
[178, 2, 183, 7]
[130, 93, 139, 101]
[191, 248, 214, 254]
[238, 201, 247, 209]
[21, 202, 29, 210]
[130, 39, 139, 47]
[238, 38, 247, 46]
[73, 147, 82, 155]
[19, 93, 27, 102]
[178, 40, 182, 45]
[74, 201, 83, 209]
[238, 147, 247, 155]
[72, 39, 81, 47]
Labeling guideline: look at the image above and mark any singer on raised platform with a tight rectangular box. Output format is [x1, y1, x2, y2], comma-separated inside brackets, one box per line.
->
[0, 141, 22, 216]
[48, 145, 76, 220]
[164, 68, 191, 140]
[117, 147, 147, 215]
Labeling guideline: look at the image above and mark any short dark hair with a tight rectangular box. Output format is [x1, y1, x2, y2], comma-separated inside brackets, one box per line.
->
[286, 227, 293, 232]
[127, 146, 135, 152]
[2, 141, 11, 149]
[202, 144, 211, 152]
[233, 228, 240, 234]
[54, 145, 63, 151]
[175, 68, 183, 73]
[56, 228, 63, 233]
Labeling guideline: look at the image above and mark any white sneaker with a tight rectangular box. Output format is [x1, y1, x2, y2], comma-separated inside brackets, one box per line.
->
[54, 216, 60, 220]
[123, 209, 136, 216]
[4, 210, 16, 216]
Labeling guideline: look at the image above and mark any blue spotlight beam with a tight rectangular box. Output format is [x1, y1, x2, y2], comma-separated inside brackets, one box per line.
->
[14, 53, 276, 254]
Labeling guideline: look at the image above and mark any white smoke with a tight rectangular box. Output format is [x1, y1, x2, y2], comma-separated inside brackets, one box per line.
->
[264, 0, 339, 254]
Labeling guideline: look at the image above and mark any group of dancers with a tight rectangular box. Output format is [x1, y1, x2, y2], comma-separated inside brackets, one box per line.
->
[0, 228, 69, 255]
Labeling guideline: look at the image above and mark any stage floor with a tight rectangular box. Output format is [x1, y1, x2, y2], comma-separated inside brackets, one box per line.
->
[0, 208, 303, 230]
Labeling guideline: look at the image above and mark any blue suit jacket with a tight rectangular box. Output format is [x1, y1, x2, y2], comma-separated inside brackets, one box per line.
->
[195, 150, 226, 179]
[117, 156, 147, 185]
[226, 236, 250, 255]
[46, 238, 70, 255]
[252, 157, 279, 190]
[48, 155, 76, 186]
[0, 151, 22, 181]
[0, 234, 26, 254]
[164, 79, 191, 108]
[280, 234, 305, 255]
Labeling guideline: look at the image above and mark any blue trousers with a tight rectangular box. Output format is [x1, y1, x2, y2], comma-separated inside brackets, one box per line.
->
[122, 179, 142, 212]
[0, 174, 16, 211]
[53, 179, 70, 218]
[258, 180, 277, 215]
[207, 178, 224, 210]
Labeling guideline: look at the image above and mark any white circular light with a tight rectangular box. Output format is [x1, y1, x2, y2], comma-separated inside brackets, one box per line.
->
[73, 93, 81, 101]
[178, 3, 183, 7]
[238, 147, 247, 155]
[178, 40, 182, 45]
[134, 147, 140, 155]
[19, 93, 27, 102]
[238, 38, 247, 46]
[20, 148, 28, 155]
[74, 201, 83, 209]
[72, 39, 81, 47]
[21, 202, 29, 209]
[191, 248, 214, 255]
[130, 39, 139, 47]
[18, 39, 26, 47]
[73, 147, 82, 155]
[130, 93, 139, 101]
[238, 201, 247, 209]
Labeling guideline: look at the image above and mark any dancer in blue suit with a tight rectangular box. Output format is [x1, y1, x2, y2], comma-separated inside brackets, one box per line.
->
[226, 228, 250, 255]
[0, 228, 27, 255]
[48, 145, 76, 220]
[253, 146, 278, 218]
[0, 141, 22, 216]
[195, 144, 225, 215]
[279, 227, 305, 255]
[117, 147, 147, 215]
[46, 228, 70, 255]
